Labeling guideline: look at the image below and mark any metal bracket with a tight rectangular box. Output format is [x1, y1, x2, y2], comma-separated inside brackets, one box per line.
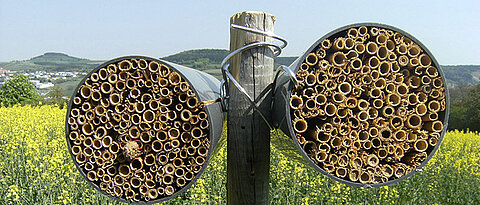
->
[220, 24, 288, 129]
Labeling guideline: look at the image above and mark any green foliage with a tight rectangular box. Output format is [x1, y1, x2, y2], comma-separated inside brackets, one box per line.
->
[448, 83, 480, 131]
[42, 86, 67, 108]
[0, 74, 40, 106]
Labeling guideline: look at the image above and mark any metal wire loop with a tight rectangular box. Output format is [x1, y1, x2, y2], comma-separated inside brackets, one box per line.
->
[220, 24, 288, 129]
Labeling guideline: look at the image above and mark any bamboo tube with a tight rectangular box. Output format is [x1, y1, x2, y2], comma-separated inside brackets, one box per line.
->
[428, 101, 441, 112]
[371, 137, 381, 149]
[432, 77, 443, 89]
[99, 82, 113, 94]
[382, 164, 394, 178]
[418, 54, 432, 67]
[130, 158, 143, 170]
[357, 130, 368, 142]
[107, 73, 118, 85]
[357, 99, 369, 111]
[71, 145, 82, 155]
[163, 173, 174, 185]
[92, 139, 102, 149]
[329, 52, 347, 67]
[377, 46, 388, 60]
[377, 148, 388, 159]
[414, 104, 427, 116]
[90, 90, 102, 102]
[75, 153, 87, 164]
[347, 28, 358, 38]
[366, 154, 379, 167]
[305, 53, 318, 66]
[393, 130, 406, 141]
[147, 188, 158, 200]
[126, 78, 136, 90]
[80, 85, 92, 99]
[408, 57, 420, 68]
[152, 140, 163, 152]
[357, 111, 368, 122]
[415, 93, 428, 106]
[186, 97, 198, 109]
[357, 26, 368, 36]
[405, 115, 422, 129]
[332, 92, 345, 104]
[366, 42, 378, 55]
[324, 103, 337, 117]
[407, 76, 421, 89]
[336, 167, 348, 178]
[367, 56, 380, 69]
[82, 123, 94, 135]
[159, 78, 169, 88]
[168, 72, 181, 85]
[189, 127, 202, 138]
[429, 135, 439, 146]
[348, 169, 360, 182]
[414, 139, 429, 152]
[144, 153, 155, 167]
[354, 43, 365, 54]
[376, 33, 387, 45]
[394, 145, 404, 159]
[345, 38, 355, 50]
[142, 110, 155, 123]
[130, 88, 141, 99]
[73, 96, 82, 105]
[424, 121, 443, 132]
[394, 165, 406, 178]
[397, 55, 409, 67]
[332, 38, 345, 50]
[305, 73, 316, 86]
[359, 171, 372, 184]
[422, 112, 438, 121]
[321, 39, 332, 50]
[369, 88, 382, 99]
[406, 94, 418, 106]
[147, 61, 160, 73]
[369, 27, 379, 36]
[386, 93, 401, 106]
[118, 60, 133, 71]
[125, 189, 135, 199]
[338, 82, 352, 95]
[145, 180, 156, 189]
[132, 114, 142, 125]
[426, 66, 438, 78]
[165, 186, 175, 196]
[408, 45, 421, 57]
[112, 175, 124, 186]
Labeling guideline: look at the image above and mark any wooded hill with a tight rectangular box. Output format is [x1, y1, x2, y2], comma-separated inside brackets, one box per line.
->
[1, 49, 479, 86]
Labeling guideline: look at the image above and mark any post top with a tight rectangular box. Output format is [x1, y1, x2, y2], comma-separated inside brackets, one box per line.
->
[230, 11, 276, 24]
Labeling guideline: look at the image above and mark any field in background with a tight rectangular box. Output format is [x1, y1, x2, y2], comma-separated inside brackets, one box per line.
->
[0, 105, 479, 204]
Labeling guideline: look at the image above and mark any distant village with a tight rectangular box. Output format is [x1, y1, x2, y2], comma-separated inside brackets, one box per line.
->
[0, 68, 87, 95]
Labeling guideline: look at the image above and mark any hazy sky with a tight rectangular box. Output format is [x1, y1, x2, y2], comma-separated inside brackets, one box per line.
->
[1, 0, 479, 64]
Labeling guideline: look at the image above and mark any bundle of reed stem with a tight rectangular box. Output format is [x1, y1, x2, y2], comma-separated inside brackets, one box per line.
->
[67, 58, 211, 202]
[290, 25, 446, 184]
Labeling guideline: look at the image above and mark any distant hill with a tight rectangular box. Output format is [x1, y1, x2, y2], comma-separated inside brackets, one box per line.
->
[162, 49, 229, 66]
[1, 50, 479, 87]
[160, 48, 298, 79]
[0, 52, 102, 72]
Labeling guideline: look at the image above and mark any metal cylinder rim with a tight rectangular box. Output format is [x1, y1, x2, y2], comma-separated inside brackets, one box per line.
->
[279, 22, 450, 188]
[65, 55, 223, 203]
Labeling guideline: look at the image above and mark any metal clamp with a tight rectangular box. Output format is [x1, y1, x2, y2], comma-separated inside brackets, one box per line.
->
[220, 24, 287, 129]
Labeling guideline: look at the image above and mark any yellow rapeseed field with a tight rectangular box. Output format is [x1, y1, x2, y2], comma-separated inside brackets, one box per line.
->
[0, 105, 479, 204]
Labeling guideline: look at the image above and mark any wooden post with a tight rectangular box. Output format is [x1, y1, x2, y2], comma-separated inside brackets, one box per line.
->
[227, 11, 275, 204]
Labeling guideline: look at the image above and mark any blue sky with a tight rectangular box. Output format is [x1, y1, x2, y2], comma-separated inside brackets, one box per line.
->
[0, 0, 479, 64]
